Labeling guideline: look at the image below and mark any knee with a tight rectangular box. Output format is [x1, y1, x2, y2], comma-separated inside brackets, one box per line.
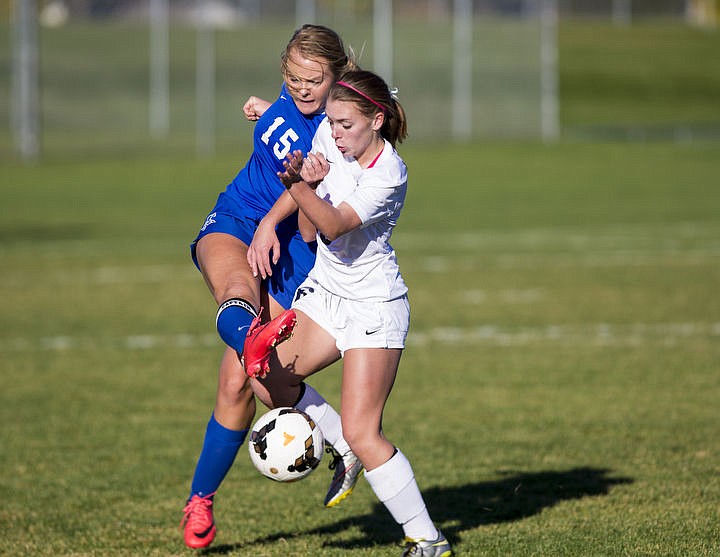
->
[217, 364, 254, 406]
[254, 374, 302, 409]
[196, 236, 259, 307]
[341, 420, 375, 457]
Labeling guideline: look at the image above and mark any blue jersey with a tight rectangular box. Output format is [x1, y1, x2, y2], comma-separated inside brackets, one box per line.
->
[191, 84, 324, 309]
[225, 84, 326, 215]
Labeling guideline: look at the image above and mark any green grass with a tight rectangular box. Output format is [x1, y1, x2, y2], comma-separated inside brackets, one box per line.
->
[1, 15, 720, 557]
[2, 140, 719, 555]
[559, 22, 720, 138]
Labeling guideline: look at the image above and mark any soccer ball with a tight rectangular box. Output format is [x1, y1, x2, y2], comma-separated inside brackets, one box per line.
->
[248, 407, 324, 482]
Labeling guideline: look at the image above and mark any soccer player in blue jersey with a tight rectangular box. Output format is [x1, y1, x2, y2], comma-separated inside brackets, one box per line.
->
[180, 25, 357, 549]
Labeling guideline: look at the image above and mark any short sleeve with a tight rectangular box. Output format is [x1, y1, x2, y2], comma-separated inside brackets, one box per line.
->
[345, 167, 406, 226]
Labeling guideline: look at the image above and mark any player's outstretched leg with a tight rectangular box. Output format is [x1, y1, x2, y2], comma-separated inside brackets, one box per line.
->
[243, 309, 297, 378]
[180, 492, 216, 549]
[291, 383, 364, 507]
[183, 412, 250, 549]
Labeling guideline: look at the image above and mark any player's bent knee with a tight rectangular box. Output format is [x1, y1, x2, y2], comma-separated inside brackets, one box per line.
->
[341, 425, 376, 456]
[218, 370, 253, 404]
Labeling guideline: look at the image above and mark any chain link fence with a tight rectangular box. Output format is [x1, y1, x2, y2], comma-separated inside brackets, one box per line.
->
[2, 0, 718, 160]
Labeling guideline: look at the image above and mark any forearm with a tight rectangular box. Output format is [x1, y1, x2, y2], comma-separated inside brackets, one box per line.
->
[263, 190, 299, 227]
[286, 182, 357, 241]
[298, 209, 317, 242]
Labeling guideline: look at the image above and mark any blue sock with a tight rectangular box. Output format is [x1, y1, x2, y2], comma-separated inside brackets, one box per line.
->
[216, 298, 257, 353]
[190, 414, 248, 498]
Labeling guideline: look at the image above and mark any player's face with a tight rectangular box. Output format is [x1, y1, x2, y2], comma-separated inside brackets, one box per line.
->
[283, 49, 334, 116]
[326, 98, 384, 167]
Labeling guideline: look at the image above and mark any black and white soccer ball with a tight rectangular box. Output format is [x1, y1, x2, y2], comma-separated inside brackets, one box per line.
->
[248, 407, 324, 482]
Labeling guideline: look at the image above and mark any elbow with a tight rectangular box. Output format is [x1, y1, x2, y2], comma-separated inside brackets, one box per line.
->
[300, 228, 316, 242]
[317, 225, 345, 243]
[315, 209, 359, 242]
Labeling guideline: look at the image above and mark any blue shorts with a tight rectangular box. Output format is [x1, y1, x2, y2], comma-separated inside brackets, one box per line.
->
[191, 192, 317, 310]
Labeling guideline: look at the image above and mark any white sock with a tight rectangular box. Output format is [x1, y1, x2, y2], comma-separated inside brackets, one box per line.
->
[364, 449, 439, 541]
[295, 384, 351, 455]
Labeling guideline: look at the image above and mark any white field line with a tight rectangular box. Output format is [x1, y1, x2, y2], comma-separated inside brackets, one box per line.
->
[461, 289, 543, 304]
[2, 264, 198, 287]
[393, 221, 720, 252]
[407, 322, 720, 347]
[4, 222, 719, 286]
[2, 322, 719, 353]
[393, 222, 720, 270]
[0, 333, 220, 353]
[414, 251, 720, 273]
[5, 246, 717, 289]
[6, 221, 719, 284]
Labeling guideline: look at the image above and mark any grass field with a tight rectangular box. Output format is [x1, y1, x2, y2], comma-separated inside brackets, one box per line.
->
[2, 16, 720, 557]
[2, 140, 719, 556]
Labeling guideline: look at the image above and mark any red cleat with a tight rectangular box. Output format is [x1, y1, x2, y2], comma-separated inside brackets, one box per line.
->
[243, 309, 297, 378]
[181, 493, 216, 549]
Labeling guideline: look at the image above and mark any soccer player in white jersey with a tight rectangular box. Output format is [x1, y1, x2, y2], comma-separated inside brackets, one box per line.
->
[246, 70, 453, 557]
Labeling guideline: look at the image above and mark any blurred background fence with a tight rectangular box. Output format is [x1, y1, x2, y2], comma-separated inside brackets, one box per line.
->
[2, 0, 719, 161]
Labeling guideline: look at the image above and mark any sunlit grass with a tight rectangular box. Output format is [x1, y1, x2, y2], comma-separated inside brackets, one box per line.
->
[2, 139, 719, 555]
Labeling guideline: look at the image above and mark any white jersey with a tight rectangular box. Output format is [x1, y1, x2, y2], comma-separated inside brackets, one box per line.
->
[306, 118, 408, 302]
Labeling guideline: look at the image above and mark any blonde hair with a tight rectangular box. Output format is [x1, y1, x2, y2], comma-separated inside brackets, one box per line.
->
[281, 25, 358, 82]
[330, 70, 408, 147]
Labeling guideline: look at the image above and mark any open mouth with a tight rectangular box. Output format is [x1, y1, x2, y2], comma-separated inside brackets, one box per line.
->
[291, 95, 317, 111]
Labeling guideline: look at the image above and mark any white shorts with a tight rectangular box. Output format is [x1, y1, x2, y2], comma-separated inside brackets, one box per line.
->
[292, 278, 410, 355]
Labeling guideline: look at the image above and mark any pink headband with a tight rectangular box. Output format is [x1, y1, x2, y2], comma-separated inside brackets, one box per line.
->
[335, 81, 386, 113]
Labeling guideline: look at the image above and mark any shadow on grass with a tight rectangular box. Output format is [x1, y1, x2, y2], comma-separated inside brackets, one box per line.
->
[205, 466, 633, 553]
[0, 223, 95, 243]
